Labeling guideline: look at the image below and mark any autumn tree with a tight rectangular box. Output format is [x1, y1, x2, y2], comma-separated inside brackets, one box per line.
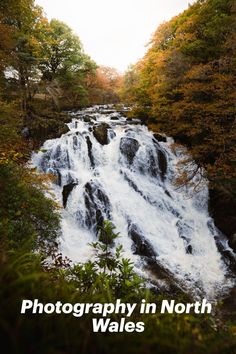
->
[123, 0, 236, 191]
[0, 0, 47, 110]
[87, 65, 122, 104]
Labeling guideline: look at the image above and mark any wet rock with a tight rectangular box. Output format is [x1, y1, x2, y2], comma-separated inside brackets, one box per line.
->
[147, 150, 159, 177]
[158, 149, 167, 180]
[56, 169, 62, 186]
[120, 137, 140, 164]
[186, 245, 193, 254]
[117, 110, 128, 117]
[165, 190, 172, 198]
[214, 235, 236, 272]
[84, 181, 110, 234]
[126, 118, 142, 125]
[110, 113, 121, 120]
[129, 224, 156, 258]
[96, 210, 104, 233]
[153, 133, 167, 143]
[101, 110, 115, 115]
[83, 115, 95, 123]
[93, 123, 110, 145]
[124, 173, 143, 197]
[128, 224, 183, 293]
[86, 136, 95, 168]
[62, 182, 78, 208]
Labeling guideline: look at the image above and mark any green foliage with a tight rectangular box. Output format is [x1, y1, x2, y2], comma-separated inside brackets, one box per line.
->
[67, 221, 143, 299]
[0, 162, 60, 251]
[0, 234, 236, 354]
[74, 220, 144, 298]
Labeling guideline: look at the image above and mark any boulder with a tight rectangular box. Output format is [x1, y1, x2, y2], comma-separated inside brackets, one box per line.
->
[83, 115, 95, 123]
[62, 182, 78, 208]
[129, 224, 156, 258]
[93, 123, 110, 145]
[153, 133, 167, 143]
[120, 137, 140, 164]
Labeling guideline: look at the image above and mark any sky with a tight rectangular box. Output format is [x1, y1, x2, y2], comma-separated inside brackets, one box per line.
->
[35, 0, 195, 72]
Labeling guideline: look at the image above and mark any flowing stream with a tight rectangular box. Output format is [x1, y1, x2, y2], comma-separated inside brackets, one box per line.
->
[32, 105, 235, 298]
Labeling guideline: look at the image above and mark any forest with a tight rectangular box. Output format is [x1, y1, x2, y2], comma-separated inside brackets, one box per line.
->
[0, 0, 235, 353]
[122, 0, 236, 247]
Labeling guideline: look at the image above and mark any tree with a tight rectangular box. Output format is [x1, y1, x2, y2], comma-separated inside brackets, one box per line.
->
[87, 65, 122, 104]
[123, 0, 236, 192]
[38, 19, 96, 108]
[0, 0, 47, 110]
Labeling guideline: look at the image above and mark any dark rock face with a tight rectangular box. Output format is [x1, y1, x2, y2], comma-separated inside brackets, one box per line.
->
[120, 137, 140, 164]
[56, 169, 62, 186]
[83, 181, 110, 234]
[128, 224, 181, 292]
[214, 235, 236, 272]
[129, 224, 156, 258]
[93, 123, 110, 145]
[62, 182, 78, 208]
[158, 149, 167, 180]
[209, 188, 236, 253]
[86, 136, 95, 168]
[123, 173, 144, 197]
[153, 133, 167, 143]
[147, 150, 159, 177]
[152, 139, 167, 180]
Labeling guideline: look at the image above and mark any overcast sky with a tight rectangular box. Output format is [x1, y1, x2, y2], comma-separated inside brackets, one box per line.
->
[35, 0, 195, 72]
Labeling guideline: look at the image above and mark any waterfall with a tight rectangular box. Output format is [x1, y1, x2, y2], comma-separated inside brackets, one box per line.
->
[31, 105, 235, 298]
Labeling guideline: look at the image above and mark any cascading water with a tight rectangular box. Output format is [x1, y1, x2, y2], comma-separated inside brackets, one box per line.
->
[32, 105, 235, 298]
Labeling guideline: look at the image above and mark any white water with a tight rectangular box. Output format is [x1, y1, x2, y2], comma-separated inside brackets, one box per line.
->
[32, 105, 234, 298]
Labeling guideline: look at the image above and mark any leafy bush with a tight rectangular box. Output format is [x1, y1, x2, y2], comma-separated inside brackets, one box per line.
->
[0, 162, 60, 251]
